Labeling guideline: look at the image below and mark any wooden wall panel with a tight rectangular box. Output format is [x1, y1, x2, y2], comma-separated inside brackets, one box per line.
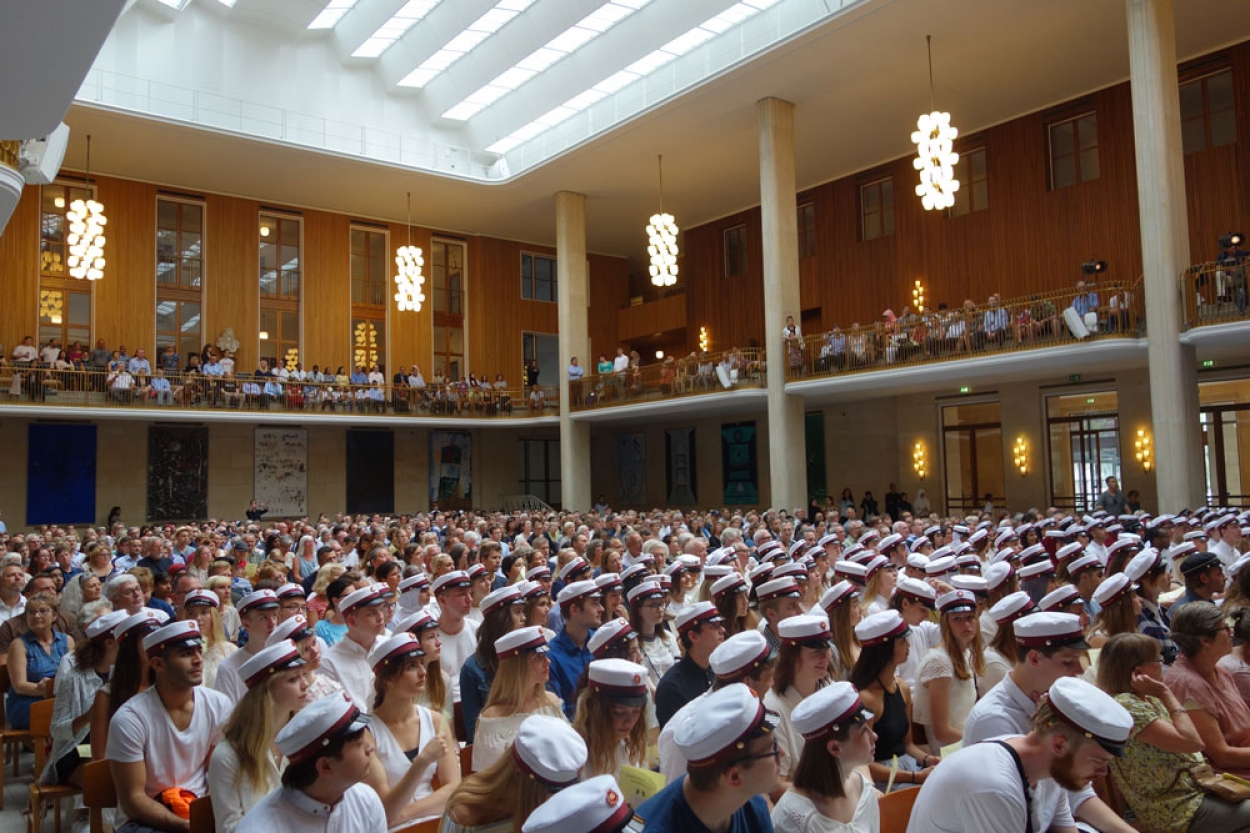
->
[94, 176, 158, 353]
[303, 209, 351, 370]
[0, 186, 40, 354]
[205, 194, 259, 370]
[588, 252, 628, 362]
[466, 236, 560, 383]
[618, 293, 687, 342]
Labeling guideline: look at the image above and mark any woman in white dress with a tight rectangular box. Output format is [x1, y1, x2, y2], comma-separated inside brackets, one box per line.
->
[208, 641, 310, 833]
[472, 626, 568, 772]
[772, 682, 880, 833]
[911, 590, 985, 752]
[572, 658, 649, 778]
[628, 582, 680, 686]
[363, 633, 461, 828]
[182, 589, 237, 689]
[765, 614, 833, 778]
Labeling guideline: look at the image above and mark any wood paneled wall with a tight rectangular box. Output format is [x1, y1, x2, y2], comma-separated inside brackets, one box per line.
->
[95, 178, 157, 353]
[204, 192, 260, 370]
[618, 293, 687, 342]
[302, 209, 351, 371]
[0, 186, 39, 356]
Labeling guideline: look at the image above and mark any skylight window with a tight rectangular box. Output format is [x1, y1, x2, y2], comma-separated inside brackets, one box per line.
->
[352, 0, 443, 59]
[398, 0, 536, 89]
[442, 0, 653, 122]
[485, 0, 780, 154]
[155, 0, 192, 9]
[308, 0, 359, 30]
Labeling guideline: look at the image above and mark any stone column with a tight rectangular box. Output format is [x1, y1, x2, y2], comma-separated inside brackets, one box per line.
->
[556, 191, 592, 511]
[758, 97, 807, 512]
[1126, 0, 1204, 510]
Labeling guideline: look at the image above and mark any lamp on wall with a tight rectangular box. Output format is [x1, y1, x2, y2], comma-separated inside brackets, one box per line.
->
[1081, 260, 1107, 275]
[913, 441, 927, 480]
[394, 192, 426, 313]
[1219, 232, 1244, 249]
[1012, 436, 1029, 477]
[698, 326, 710, 352]
[647, 155, 679, 287]
[912, 279, 926, 313]
[1134, 428, 1153, 473]
[66, 134, 107, 281]
[910, 36, 960, 211]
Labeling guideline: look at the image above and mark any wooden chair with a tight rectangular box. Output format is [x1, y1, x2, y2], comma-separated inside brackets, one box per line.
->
[879, 786, 920, 833]
[188, 795, 215, 833]
[453, 702, 466, 743]
[28, 698, 81, 833]
[459, 744, 473, 778]
[82, 759, 116, 833]
[393, 817, 441, 833]
[0, 664, 36, 810]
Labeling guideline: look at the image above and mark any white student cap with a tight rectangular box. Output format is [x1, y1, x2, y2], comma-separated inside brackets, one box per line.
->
[772, 561, 808, 582]
[983, 562, 1015, 591]
[748, 562, 776, 584]
[241, 639, 306, 687]
[1092, 573, 1135, 608]
[832, 561, 868, 585]
[1038, 585, 1082, 612]
[588, 618, 635, 658]
[925, 555, 957, 577]
[778, 613, 832, 648]
[521, 775, 632, 833]
[85, 609, 128, 641]
[906, 553, 930, 571]
[237, 589, 280, 616]
[267, 614, 314, 646]
[1169, 541, 1199, 560]
[1107, 538, 1141, 558]
[466, 564, 489, 582]
[399, 573, 430, 594]
[1012, 612, 1089, 649]
[937, 590, 977, 615]
[878, 533, 904, 551]
[587, 659, 648, 707]
[1123, 550, 1162, 583]
[1018, 560, 1055, 579]
[367, 632, 425, 672]
[756, 576, 802, 603]
[989, 591, 1035, 625]
[391, 609, 438, 635]
[557, 579, 602, 607]
[894, 577, 936, 607]
[481, 584, 524, 616]
[495, 625, 550, 660]
[276, 583, 306, 600]
[431, 570, 472, 595]
[710, 630, 775, 680]
[595, 572, 623, 593]
[142, 619, 202, 657]
[183, 589, 219, 609]
[675, 601, 724, 634]
[514, 714, 588, 788]
[1018, 544, 1046, 562]
[819, 580, 860, 613]
[276, 693, 371, 764]
[854, 610, 909, 647]
[626, 582, 665, 605]
[113, 609, 167, 641]
[950, 575, 988, 595]
[1067, 555, 1102, 577]
[525, 565, 552, 582]
[675, 683, 779, 767]
[1044, 677, 1133, 756]
[712, 573, 747, 600]
[339, 582, 390, 615]
[792, 681, 873, 739]
[558, 557, 591, 583]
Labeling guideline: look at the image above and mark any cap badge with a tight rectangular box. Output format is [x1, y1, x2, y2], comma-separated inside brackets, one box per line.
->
[632, 673, 642, 684]
[606, 789, 619, 806]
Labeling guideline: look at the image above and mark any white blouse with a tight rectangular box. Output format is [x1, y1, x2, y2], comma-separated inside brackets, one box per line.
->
[371, 705, 439, 825]
[771, 773, 880, 833]
[764, 685, 809, 778]
[911, 646, 978, 750]
[471, 701, 567, 773]
[208, 739, 286, 833]
[638, 630, 679, 686]
[43, 654, 106, 785]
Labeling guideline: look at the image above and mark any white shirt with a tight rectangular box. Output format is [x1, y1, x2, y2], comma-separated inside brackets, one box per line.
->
[12, 344, 38, 362]
[236, 784, 386, 833]
[657, 689, 710, 783]
[1086, 541, 1109, 567]
[772, 772, 879, 833]
[764, 686, 807, 778]
[613, 354, 630, 373]
[209, 739, 286, 833]
[437, 619, 479, 703]
[322, 633, 382, 712]
[214, 644, 261, 703]
[1212, 539, 1237, 569]
[370, 707, 438, 810]
[0, 593, 25, 625]
[105, 686, 233, 824]
[896, 620, 941, 690]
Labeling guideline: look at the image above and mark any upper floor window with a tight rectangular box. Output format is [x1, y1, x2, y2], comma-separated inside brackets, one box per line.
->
[724, 224, 747, 278]
[157, 198, 203, 290]
[432, 239, 466, 315]
[951, 147, 988, 216]
[1049, 112, 1099, 189]
[350, 228, 388, 307]
[860, 177, 894, 241]
[797, 203, 816, 258]
[40, 182, 91, 276]
[259, 213, 301, 300]
[1181, 69, 1236, 155]
[521, 253, 557, 302]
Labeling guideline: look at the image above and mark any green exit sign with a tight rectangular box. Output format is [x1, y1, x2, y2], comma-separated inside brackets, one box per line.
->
[1086, 397, 1096, 404]
[1203, 360, 1216, 368]
[959, 386, 971, 394]
[1069, 374, 1081, 382]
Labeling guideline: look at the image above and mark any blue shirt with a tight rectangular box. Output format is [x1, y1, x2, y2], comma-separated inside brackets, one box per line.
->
[1072, 291, 1099, 317]
[547, 626, 595, 719]
[128, 357, 151, 374]
[150, 377, 171, 392]
[458, 654, 493, 744]
[632, 777, 773, 833]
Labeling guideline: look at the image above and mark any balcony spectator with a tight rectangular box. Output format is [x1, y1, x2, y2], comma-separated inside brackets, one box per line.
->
[12, 336, 38, 366]
[494, 373, 511, 414]
[89, 338, 110, 391]
[526, 359, 541, 391]
[160, 344, 179, 373]
[39, 337, 62, 365]
[108, 366, 135, 404]
[241, 373, 262, 409]
[1072, 279, 1100, 331]
[262, 376, 284, 409]
[783, 314, 803, 375]
[392, 366, 410, 412]
[368, 364, 385, 387]
[983, 295, 1008, 347]
[219, 350, 235, 377]
[567, 356, 584, 405]
[150, 368, 173, 405]
[612, 347, 629, 397]
[696, 351, 714, 389]
[529, 385, 545, 413]
[220, 371, 242, 407]
[848, 324, 870, 367]
[1097, 476, 1128, 517]
[127, 348, 151, 377]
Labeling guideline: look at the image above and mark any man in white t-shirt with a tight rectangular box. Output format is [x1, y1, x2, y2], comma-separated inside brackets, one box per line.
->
[11, 336, 38, 364]
[431, 571, 478, 703]
[107, 620, 233, 832]
[213, 590, 280, 702]
[321, 583, 391, 711]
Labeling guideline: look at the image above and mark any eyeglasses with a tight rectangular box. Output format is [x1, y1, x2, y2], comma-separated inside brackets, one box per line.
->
[735, 742, 781, 765]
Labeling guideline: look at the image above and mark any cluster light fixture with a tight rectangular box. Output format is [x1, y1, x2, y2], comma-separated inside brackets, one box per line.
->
[911, 36, 960, 211]
[394, 192, 426, 313]
[66, 135, 107, 282]
[698, 326, 710, 352]
[913, 441, 927, 480]
[647, 155, 679, 288]
[912, 279, 926, 313]
[1012, 436, 1029, 477]
[1134, 429, 1153, 473]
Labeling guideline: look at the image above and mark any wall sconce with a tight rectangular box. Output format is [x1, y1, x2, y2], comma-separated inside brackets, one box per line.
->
[258, 331, 269, 341]
[912, 279, 926, 313]
[698, 326, 710, 352]
[1134, 428, 1153, 473]
[913, 441, 927, 480]
[655, 350, 664, 359]
[1012, 436, 1029, 476]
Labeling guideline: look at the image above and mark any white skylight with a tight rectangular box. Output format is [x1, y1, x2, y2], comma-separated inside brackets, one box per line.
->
[352, 0, 444, 59]
[308, 0, 360, 30]
[398, 0, 535, 88]
[216, 0, 238, 7]
[442, 0, 652, 122]
[486, 0, 780, 153]
[155, 0, 192, 9]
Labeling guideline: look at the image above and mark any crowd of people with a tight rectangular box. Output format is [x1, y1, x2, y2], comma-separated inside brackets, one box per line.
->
[3, 497, 1250, 832]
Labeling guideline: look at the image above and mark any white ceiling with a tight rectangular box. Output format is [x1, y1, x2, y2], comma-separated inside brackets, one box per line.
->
[56, 0, 1250, 265]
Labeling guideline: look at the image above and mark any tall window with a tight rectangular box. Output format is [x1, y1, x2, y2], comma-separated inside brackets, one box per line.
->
[522, 332, 559, 387]
[1199, 378, 1250, 508]
[432, 239, 466, 380]
[518, 437, 561, 507]
[797, 203, 816, 258]
[259, 212, 301, 369]
[1181, 69, 1236, 155]
[521, 253, 557, 302]
[860, 177, 894, 241]
[1047, 391, 1121, 512]
[951, 147, 988, 216]
[724, 224, 747, 278]
[156, 198, 203, 363]
[350, 227, 387, 372]
[39, 182, 93, 352]
[942, 402, 1005, 516]
[1049, 112, 1099, 189]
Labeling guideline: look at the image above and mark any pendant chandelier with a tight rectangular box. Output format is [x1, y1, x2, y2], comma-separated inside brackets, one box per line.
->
[67, 134, 107, 281]
[911, 36, 960, 211]
[393, 192, 425, 312]
[646, 155, 679, 287]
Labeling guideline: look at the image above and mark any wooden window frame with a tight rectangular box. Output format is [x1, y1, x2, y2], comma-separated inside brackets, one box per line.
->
[859, 176, 894, 242]
[797, 202, 816, 258]
[156, 197, 204, 293]
[723, 224, 747, 278]
[259, 212, 303, 302]
[1048, 111, 1099, 190]
[40, 181, 93, 279]
[259, 211, 302, 369]
[520, 251, 558, 303]
[950, 146, 989, 217]
[350, 226, 389, 309]
[1180, 68, 1236, 155]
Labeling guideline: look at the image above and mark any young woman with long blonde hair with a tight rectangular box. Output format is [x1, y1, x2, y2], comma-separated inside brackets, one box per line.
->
[182, 589, 237, 688]
[471, 627, 567, 772]
[572, 659, 649, 778]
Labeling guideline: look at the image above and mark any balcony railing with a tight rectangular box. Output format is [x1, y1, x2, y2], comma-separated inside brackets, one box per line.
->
[1181, 259, 1249, 330]
[785, 282, 1144, 382]
[570, 347, 765, 412]
[0, 366, 558, 420]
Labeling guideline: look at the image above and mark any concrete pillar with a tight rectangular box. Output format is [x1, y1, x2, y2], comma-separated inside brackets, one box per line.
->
[1126, 0, 1204, 510]
[758, 97, 807, 512]
[556, 191, 592, 511]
